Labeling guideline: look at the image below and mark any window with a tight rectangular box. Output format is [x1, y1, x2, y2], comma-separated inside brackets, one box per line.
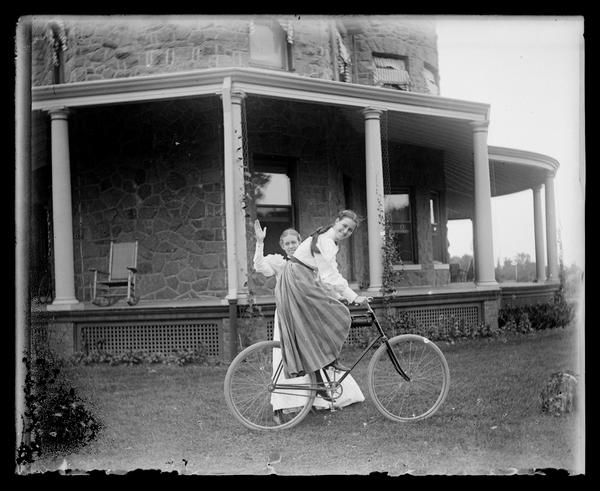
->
[430, 191, 444, 262]
[249, 20, 288, 70]
[253, 159, 295, 255]
[384, 191, 416, 263]
[423, 64, 439, 95]
[373, 54, 411, 91]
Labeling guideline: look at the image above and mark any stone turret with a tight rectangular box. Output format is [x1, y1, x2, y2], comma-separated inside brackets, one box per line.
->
[31, 15, 440, 95]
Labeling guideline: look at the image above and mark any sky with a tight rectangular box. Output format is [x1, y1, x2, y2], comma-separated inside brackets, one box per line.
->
[434, 16, 585, 268]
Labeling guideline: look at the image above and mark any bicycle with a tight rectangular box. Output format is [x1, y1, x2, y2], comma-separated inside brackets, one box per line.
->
[224, 300, 450, 430]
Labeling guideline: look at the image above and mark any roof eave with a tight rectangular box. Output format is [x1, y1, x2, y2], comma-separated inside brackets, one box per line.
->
[488, 145, 560, 176]
[31, 66, 490, 122]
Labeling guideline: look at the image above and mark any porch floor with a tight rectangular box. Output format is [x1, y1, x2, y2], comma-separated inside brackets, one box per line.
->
[42, 280, 558, 312]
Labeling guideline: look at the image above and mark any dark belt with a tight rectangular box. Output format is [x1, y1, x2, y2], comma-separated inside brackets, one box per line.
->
[288, 255, 317, 273]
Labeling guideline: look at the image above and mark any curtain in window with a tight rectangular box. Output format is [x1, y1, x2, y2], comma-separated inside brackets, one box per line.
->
[373, 55, 411, 88]
[277, 19, 294, 44]
[45, 18, 68, 66]
[335, 29, 351, 82]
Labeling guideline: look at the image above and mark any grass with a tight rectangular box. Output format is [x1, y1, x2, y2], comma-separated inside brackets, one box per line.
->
[25, 325, 583, 476]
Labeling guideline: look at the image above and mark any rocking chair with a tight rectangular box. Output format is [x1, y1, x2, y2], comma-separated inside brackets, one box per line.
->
[90, 241, 139, 306]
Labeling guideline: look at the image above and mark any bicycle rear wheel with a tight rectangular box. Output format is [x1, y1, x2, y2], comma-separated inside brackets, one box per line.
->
[224, 340, 316, 430]
[367, 334, 449, 422]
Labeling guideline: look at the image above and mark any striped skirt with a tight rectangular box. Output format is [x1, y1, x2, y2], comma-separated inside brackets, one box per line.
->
[274, 259, 351, 377]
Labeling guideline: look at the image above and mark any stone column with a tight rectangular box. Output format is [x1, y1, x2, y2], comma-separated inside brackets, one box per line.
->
[230, 90, 249, 297]
[545, 174, 560, 281]
[471, 121, 497, 286]
[362, 107, 386, 292]
[532, 185, 546, 282]
[48, 107, 80, 308]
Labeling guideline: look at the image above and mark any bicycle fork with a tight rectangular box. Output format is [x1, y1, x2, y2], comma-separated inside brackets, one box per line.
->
[368, 305, 411, 383]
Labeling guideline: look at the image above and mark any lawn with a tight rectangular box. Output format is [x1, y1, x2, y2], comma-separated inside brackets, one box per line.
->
[25, 325, 584, 476]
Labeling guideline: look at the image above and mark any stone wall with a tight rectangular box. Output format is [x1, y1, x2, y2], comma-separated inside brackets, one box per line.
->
[289, 19, 336, 80]
[48, 95, 370, 302]
[31, 16, 439, 95]
[32, 17, 252, 85]
[69, 96, 227, 301]
[32, 96, 448, 303]
[388, 143, 447, 287]
[349, 18, 439, 93]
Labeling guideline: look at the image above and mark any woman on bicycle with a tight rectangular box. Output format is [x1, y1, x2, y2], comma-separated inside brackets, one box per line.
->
[275, 209, 369, 378]
[253, 220, 364, 413]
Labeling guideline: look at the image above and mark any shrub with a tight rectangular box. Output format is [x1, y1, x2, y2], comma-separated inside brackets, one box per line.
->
[382, 310, 497, 342]
[17, 349, 102, 465]
[69, 346, 208, 366]
[539, 370, 578, 416]
[499, 292, 574, 333]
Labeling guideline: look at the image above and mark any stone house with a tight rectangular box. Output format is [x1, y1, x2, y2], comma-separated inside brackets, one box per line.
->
[24, 15, 561, 361]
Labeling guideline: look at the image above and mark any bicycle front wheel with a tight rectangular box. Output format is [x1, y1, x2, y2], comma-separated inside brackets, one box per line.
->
[224, 340, 316, 430]
[367, 334, 450, 422]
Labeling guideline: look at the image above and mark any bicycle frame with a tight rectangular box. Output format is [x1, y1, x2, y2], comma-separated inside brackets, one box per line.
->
[270, 301, 410, 397]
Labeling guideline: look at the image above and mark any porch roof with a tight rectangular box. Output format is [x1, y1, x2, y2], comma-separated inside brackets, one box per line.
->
[32, 67, 558, 215]
[31, 66, 491, 121]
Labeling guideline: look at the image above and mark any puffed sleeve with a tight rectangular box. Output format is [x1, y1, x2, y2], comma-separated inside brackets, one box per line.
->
[314, 236, 358, 303]
[253, 242, 286, 277]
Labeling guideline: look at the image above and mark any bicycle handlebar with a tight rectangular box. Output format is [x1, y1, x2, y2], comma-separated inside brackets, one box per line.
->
[349, 296, 374, 307]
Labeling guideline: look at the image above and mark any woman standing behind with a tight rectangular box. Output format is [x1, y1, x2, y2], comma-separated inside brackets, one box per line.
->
[275, 209, 369, 378]
[253, 220, 364, 417]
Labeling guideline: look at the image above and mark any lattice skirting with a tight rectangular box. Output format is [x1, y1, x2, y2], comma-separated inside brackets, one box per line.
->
[73, 304, 479, 360]
[77, 320, 222, 358]
[266, 318, 274, 339]
[397, 304, 481, 332]
[263, 303, 480, 346]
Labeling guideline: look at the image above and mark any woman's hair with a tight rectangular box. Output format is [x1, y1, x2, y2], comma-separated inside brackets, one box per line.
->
[279, 228, 301, 245]
[310, 209, 360, 256]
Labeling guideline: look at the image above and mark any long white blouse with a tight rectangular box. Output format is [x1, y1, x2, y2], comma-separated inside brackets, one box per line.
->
[253, 242, 287, 278]
[253, 229, 358, 303]
[292, 228, 358, 303]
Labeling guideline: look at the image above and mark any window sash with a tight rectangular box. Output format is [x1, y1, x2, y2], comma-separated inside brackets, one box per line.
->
[254, 172, 292, 206]
[385, 192, 416, 264]
[253, 159, 296, 255]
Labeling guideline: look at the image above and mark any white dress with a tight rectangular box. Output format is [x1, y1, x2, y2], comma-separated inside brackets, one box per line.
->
[253, 241, 365, 410]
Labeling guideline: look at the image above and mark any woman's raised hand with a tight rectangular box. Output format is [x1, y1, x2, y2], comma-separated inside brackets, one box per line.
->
[254, 219, 267, 243]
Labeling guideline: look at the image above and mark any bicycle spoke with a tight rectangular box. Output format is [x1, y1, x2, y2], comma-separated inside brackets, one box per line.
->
[368, 335, 449, 422]
[225, 341, 316, 430]
[236, 387, 268, 414]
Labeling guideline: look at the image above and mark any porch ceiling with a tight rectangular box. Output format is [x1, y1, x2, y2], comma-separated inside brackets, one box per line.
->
[339, 105, 558, 219]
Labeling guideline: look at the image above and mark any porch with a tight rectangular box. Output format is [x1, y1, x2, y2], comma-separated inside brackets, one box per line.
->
[35, 281, 559, 363]
[26, 67, 562, 364]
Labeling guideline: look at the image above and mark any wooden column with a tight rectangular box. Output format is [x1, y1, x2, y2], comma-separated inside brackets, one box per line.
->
[362, 107, 386, 292]
[545, 174, 559, 281]
[471, 121, 497, 286]
[532, 185, 546, 282]
[48, 107, 80, 308]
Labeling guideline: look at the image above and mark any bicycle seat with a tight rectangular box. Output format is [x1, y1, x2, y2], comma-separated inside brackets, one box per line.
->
[350, 312, 374, 327]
